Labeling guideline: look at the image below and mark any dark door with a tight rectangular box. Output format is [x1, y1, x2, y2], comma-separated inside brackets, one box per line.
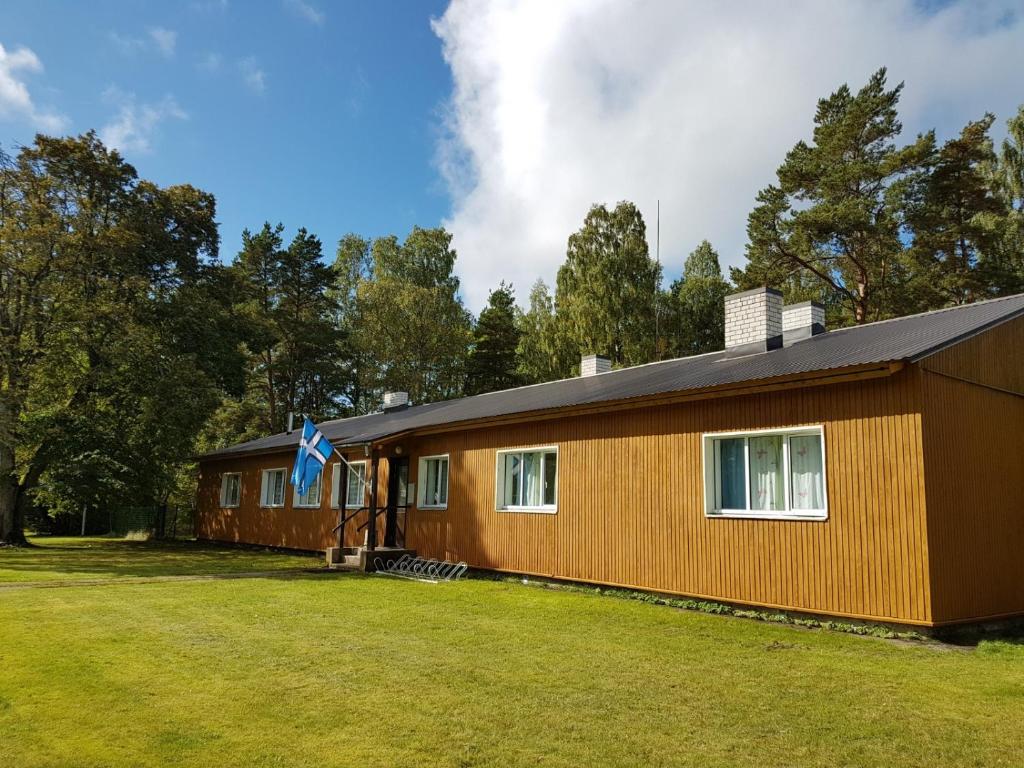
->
[384, 456, 409, 547]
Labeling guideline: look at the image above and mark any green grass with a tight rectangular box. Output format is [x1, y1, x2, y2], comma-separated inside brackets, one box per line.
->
[1, 543, 1023, 767]
[0, 536, 322, 583]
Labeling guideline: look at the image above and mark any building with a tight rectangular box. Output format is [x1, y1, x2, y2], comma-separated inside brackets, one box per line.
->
[196, 289, 1024, 628]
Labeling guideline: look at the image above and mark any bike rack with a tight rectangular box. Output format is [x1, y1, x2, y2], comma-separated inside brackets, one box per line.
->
[373, 554, 468, 584]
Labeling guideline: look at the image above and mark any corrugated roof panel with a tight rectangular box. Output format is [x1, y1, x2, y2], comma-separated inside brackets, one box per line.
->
[200, 293, 1024, 459]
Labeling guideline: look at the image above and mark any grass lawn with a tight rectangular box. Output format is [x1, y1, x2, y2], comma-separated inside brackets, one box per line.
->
[0, 536, 322, 583]
[1, 542, 1022, 767]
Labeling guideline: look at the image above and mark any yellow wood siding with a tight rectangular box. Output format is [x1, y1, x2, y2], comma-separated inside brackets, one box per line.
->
[403, 370, 931, 624]
[196, 451, 389, 551]
[920, 315, 1024, 624]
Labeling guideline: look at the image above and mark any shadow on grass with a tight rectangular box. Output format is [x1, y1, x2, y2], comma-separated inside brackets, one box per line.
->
[935, 621, 1024, 648]
[0, 537, 323, 582]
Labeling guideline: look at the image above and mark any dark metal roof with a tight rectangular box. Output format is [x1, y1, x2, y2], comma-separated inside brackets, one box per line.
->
[200, 293, 1024, 460]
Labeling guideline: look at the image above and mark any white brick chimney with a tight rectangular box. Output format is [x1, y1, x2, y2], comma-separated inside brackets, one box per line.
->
[724, 287, 784, 355]
[782, 301, 826, 346]
[382, 391, 409, 412]
[580, 354, 611, 377]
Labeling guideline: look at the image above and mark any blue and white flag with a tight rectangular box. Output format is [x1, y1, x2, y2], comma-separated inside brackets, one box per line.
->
[291, 418, 334, 496]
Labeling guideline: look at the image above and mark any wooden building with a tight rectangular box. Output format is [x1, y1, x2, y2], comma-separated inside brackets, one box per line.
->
[196, 290, 1024, 627]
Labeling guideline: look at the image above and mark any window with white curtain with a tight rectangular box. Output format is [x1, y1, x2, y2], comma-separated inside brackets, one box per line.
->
[495, 447, 558, 512]
[703, 427, 827, 520]
[417, 455, 449, 509]
[293, 472, 321, 508]
[331, 461, 367, 509]
[260, 468, 287, 508]
[220, 473, 241, 508]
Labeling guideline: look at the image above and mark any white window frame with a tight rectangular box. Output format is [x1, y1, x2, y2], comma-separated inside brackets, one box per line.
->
[494, 445, 558, 514]
[417, 454, 450, 510]
[293, 471, 322, 509]
[331, 460, 368, 510]
[219, 473, 241, 508]
[702, 425, 828, 521]
[260, 467, 288, 509]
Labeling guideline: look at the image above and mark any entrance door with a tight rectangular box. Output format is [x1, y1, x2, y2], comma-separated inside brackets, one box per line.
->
[384, 456, 409, 548]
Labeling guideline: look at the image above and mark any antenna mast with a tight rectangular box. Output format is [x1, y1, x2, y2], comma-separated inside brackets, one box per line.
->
[655, 199, 661, 360]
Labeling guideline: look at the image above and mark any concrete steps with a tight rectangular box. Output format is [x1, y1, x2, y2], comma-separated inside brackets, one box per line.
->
[325, 546, 415, 573]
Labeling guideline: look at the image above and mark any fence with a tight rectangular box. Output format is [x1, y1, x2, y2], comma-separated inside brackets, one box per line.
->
[75, 504, 194, 539]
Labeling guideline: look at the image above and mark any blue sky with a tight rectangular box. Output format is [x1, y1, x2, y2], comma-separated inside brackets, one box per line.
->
[3, 1, 1023, 311]
[1, 0, 451, 270]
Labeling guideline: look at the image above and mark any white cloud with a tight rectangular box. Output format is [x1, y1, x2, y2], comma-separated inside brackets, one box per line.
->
[108, 31, 147, 55]
[148, 27, 177, 57]
[0, 43, 67, 131]
[239, 57, 266, 93]
[285, 0, 325, 26]
[109, 27, 177, 58]
[434, 0, 1024, 310]
[198, 52, 222, 72]
[99, 88, 187, 154]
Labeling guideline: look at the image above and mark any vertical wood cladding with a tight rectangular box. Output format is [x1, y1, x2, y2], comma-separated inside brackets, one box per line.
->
[196, 451, 389, 552]
[920, 316, 1024, 624]
[403, 370, 931, 625]
[196, 368, 953, 625]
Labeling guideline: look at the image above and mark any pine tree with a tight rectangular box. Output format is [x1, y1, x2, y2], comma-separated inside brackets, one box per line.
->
[905, 115, 1008, 306]
[275, 228, 346, 421]
[465, 282, 522, 395]
[736, 68, 932, 323]
[988, 105, 1024, 293]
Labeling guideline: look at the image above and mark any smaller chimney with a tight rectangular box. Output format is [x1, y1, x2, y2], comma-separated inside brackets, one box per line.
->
[580, 354, 611, 377]
[782, 301, 826, 346]
[382, 391, 409, 412]
[724, 287, 783, 357]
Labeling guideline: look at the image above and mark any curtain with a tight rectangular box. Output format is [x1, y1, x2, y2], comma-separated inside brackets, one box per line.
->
[523, 452, 542, 506]
[718, 438, 746, 510]
[299, 474, 320, 506]
[425, 459, 446, 505]
[790, 434, 824, 510]
[346, 465, 365, 507]
[504, 454, 521, 506]
[272, 471, 285, 505]
[438, 459, 448, 505]
[749, 435, 784, 511]
[543, 452, 557, 506]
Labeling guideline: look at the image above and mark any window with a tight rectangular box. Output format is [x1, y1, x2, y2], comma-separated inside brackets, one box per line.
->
[220, 473, 241, 508]
[417, 455, 449, 509]
[703, 426, 827, 520]
[495, 447, 558, 512]
[331, 461, 367, 509]
[260, 468, 287, 508]
[293, 472, 321, 508]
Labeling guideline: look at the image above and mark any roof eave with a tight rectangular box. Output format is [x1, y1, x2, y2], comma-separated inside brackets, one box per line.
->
[196, 360, 904, 463]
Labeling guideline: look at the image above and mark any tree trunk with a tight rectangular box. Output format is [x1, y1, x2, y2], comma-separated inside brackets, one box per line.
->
[0, 442, 26, 545]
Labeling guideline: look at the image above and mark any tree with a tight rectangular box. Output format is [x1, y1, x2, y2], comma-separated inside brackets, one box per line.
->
[330, 233, 373, 414]
[351, 227, 472, 408]
[231, 223, 286, 433]
[666, 241, 731, 356]
[0, 133, 242, 543]
[986, 105, 1024, 293]
[555, 201, 661, 367]
[736, 68, 932, 324]
[905, 115, 1008, 306]
[274, 228, 346, 422]
[466, 282, 522, 395]
[516, 279, 570, 384]
[214, 224, 348, 442]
